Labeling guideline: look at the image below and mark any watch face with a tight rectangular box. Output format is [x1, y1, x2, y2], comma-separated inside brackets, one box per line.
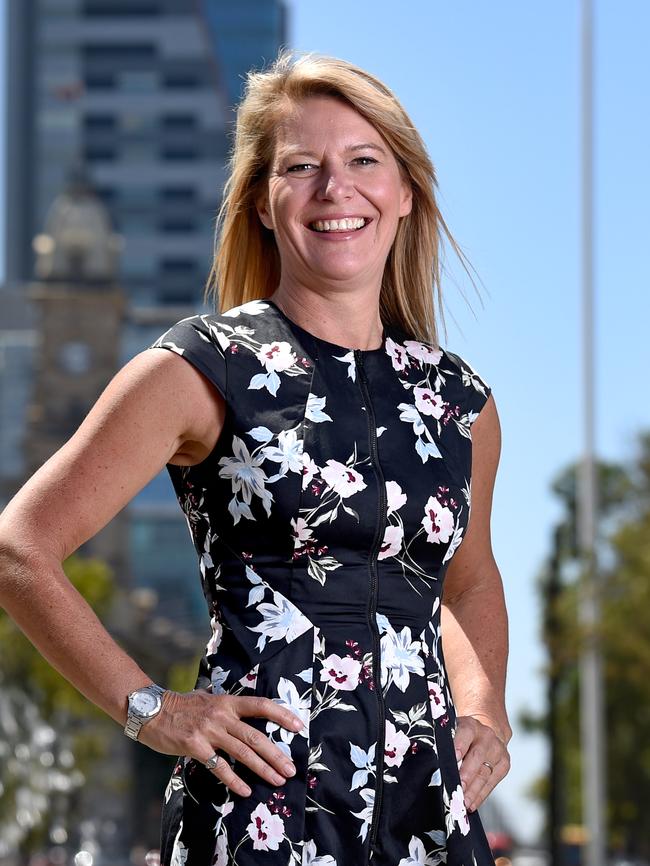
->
[132, 690, 160, 716]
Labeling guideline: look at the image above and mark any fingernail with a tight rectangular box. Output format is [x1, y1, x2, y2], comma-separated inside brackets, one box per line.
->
[455, 749, 461, 760]
[293, 718, 304, 730]
[283, 763, 296, 776]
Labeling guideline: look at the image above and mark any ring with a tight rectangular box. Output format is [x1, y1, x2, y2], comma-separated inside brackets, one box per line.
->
[482, 760, 494, 774]
[205, 753, 221, 770]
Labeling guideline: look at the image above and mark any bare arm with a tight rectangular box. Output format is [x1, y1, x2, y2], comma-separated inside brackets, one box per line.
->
[441, 393, 511, 745]
[0, 345, 305, 798]
[0, 347, 225, 725]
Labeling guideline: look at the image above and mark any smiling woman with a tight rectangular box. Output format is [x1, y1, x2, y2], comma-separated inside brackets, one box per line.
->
[0, 48, 510, 866]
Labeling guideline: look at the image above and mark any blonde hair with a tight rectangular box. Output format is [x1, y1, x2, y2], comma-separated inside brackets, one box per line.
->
[204, 48, 482, 347]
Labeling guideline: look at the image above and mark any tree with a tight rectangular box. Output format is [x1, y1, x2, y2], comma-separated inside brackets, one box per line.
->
[523, 434, 650, 857]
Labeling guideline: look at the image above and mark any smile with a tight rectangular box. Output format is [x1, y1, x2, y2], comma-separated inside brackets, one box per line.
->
[307, 217, 372, 234]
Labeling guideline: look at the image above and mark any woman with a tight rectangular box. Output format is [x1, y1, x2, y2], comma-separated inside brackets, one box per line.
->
[0, 50, 510, 866]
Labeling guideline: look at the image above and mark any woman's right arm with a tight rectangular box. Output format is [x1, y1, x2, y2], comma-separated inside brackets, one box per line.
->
[0, 346, 302, 796]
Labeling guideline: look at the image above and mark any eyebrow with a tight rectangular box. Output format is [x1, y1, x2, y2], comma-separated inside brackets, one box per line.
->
[276, 142, 387, 160]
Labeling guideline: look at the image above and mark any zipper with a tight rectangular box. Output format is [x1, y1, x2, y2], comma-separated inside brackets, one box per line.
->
[354, 350, 388, 860]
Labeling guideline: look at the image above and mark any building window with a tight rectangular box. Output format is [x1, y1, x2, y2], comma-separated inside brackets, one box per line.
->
[163, 74, 199, 89]
[161, 114, 197, 130]
[83, 2, 161, 15]
[159, 187, 196, 202]
[161, 258, 195, 274]
[84, 114, 116, 130]
[85, 74, 116, 90]
[84, 146, 117, 161]
[159, 219, 196, 233]
[160, 147, 198, 161]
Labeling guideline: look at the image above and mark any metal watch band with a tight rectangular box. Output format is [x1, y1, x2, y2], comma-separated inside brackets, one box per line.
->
[124, 683, 166, 742]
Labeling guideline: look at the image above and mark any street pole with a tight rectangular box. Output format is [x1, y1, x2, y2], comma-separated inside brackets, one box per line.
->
[578, 2, 607, 865]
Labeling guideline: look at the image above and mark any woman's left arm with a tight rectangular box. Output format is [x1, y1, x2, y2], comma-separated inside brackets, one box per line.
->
[441, 392, 512, 813]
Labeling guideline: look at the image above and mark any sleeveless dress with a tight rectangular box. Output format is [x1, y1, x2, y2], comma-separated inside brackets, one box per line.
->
[147, 298, 495, 866]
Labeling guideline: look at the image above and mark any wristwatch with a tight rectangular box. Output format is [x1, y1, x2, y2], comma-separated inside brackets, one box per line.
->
[124, 683, 167, 741]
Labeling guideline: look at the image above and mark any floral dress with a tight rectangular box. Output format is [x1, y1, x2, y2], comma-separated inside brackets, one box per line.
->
[147, 298, 495, 866]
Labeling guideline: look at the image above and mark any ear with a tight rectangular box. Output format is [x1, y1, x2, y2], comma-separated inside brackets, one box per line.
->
[399, 175, 413, 218]
[255, 190, 274, 231]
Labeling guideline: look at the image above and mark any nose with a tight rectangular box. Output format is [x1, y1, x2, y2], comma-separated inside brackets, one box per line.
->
[316, 165, 354, 202]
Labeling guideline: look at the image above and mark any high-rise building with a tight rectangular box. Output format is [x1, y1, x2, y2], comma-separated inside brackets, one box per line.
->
[1, 0, 287, 854]
[3, 0, 287, 626]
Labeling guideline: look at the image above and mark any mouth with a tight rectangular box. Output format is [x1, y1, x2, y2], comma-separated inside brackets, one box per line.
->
[307, 217, 373, 233]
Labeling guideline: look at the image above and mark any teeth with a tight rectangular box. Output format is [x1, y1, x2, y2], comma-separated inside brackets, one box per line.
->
[310, 217, 368, 232]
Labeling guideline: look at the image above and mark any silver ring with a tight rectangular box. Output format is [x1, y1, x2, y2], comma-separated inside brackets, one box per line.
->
[205, 753, 221, 771]
[482, 760, 495, 774]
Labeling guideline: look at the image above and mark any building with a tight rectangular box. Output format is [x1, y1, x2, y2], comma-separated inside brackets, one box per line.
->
[1, 0, 287, 855]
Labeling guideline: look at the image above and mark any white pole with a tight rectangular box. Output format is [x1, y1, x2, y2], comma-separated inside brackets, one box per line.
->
[579, 2, 606, 865]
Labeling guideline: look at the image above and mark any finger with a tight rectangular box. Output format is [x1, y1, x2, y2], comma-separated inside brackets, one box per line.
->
[194, 744, 253, 798]
[452, 717, 478, 765]
[234, 695, 305, 734]
[220, 727, 297, 789]
[464, 753, 510, 812]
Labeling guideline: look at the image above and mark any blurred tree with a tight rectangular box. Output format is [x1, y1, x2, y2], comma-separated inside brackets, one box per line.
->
[521, 433, 650, 857]
[0, 553, 116, 860]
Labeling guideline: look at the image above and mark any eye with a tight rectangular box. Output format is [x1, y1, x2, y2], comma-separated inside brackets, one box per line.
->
[354, 156, 378, 166]
[286, 163, 315, 173]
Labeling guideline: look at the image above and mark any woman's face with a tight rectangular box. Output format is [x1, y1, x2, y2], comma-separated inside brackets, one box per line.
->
[256, 94, 412, 294]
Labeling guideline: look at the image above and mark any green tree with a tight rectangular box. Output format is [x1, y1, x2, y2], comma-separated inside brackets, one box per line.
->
[523, 432, 650, 857]
[0, 553, 117, 859]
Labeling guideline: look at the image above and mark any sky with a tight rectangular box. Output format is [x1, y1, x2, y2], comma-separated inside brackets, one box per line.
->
[2, 0, 650, 846]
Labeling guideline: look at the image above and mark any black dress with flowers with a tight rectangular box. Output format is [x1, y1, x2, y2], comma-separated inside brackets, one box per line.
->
[147, 298, 495, 866]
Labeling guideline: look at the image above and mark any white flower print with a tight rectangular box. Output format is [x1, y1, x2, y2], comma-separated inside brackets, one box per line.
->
[248, 592, 312, 653]
[318, 653, 363, 692]
[379, 622, 425, 692]
[378, 524, 404, 560]
[351, 786, 376, 842]
[306, 393, 333, 423]
[221, 298, 269, 317]
[413, 386, 446, 420]
[218, 436, 272, 523]
[422, 495, 455, 545]
[206, 615, 223, 655]
[383, 719, 411, 768]
[320, 460, 367, 499]
[397, 835, 435, 866]
[261, 427, 304, 477]
[246, 802, 285, 850]
[403, 340, 443, 366]
[265, 676, 311, 743]
[169, 823, 188, 866]
[398, 402, 442, 463]
[256, 340, 297, 373]
[334, 350, 356, 381]
[349, 742, 376, 791]
[447, 783, 471, 836]
[301, 839, 337, 866]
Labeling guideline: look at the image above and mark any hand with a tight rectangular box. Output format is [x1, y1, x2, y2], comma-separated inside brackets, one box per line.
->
[137, 689, 305, 798]
[453, 714, 511, 813]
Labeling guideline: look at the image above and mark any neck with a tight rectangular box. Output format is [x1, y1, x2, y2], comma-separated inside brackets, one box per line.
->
[269, 285, 384, 352]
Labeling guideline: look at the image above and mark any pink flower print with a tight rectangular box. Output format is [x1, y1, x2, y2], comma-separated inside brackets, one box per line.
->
[320, 460, 367, 498]
[386, 337, 409, 371]
[301, 452, 319, 490]
[290, 517, 313, 551]
[256, 341, 297, 373]
[403, 339, 443, 366]
[385, 480, 407, 516]
[246, 802, 285, 851]
[319, 653, 362, 691]
[413, 387, 446, 419]
[428, 681, 447, 720]
[422, 495, 455, 544]
[378, 524, 404, 560]
[383, 719, 411, 768]
[448, 784, 471, 836]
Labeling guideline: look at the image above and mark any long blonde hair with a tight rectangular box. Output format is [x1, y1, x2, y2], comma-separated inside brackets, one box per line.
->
[204, 48, 482, 347]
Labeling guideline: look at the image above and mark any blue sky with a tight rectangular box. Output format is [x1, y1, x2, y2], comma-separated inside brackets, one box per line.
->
[2, 1, 649, 844]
